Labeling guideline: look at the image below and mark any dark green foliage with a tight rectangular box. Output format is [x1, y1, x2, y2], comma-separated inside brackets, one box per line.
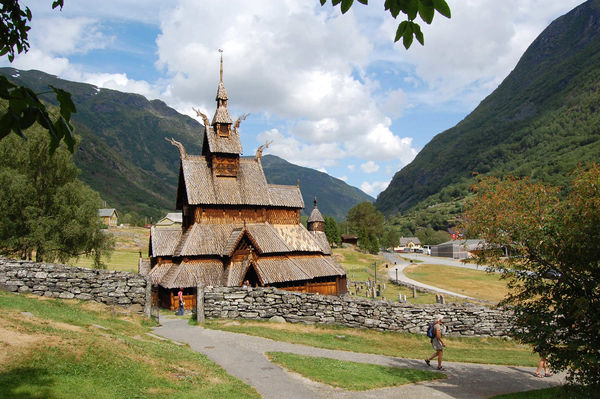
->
[347, 202, 384, 253]
[321, 0, 451, 49]
[376, 1, 600, 220]
[0, 126, 113, 267]
[324, 216, 341, 245]
[261, 155, 373, 220]
[415, 227, 449, 245]
[381, 227, 400, 249]
[464, 164, 600, 387]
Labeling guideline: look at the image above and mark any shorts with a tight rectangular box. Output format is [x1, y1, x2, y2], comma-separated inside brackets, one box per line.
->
[432, 338, 443, 351]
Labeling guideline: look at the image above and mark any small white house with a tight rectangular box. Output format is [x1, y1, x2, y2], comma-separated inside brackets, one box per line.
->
[155, 212, 183, 228]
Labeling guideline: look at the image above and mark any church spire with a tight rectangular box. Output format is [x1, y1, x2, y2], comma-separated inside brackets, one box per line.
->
[213, 49, 233, 129]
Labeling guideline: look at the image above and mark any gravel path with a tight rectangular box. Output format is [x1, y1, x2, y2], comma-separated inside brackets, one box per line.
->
[153, 317, 564, 399]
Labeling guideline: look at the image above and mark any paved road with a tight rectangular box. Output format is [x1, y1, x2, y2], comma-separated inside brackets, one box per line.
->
[153, 317, 564, 399]
[382, 252, 476, 300]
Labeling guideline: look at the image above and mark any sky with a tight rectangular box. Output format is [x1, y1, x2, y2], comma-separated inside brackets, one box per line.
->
[6, 0, 585, 198]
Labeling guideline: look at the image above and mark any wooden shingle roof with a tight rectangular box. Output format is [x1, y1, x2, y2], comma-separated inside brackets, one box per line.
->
[204, 126, 242, 154]
[150, 227, 182, 257]
[310, 231, 332, 255]
[150, 259, 223, 289]
[180, 157, 303, 208]
[272, 224, 323, 252]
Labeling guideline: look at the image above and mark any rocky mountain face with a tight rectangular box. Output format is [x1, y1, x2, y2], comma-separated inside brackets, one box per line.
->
[375, 0, 600, 216]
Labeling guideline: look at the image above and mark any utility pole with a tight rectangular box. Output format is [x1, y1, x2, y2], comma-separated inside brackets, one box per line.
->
[373, 261, 377, 298]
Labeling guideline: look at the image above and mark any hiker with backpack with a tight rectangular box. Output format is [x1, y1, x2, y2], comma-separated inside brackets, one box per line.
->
[425, 314, 446, 370]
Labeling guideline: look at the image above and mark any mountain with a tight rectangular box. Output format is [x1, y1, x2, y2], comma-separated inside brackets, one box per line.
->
[376, 0, 600, 216]
[261, 154, 374, 220]
[0, 68, 371, 220]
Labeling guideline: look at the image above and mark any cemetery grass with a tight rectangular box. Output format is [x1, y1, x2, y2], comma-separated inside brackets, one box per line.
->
[333, 248, 464, 304]
[266, 352, 444, 390]
[0, 291, 260, 399]
[404, 264, 510, 303]
[204, 319, 538, 367]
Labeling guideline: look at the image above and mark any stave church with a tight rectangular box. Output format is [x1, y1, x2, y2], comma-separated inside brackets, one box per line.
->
[146, 55, 347, 310]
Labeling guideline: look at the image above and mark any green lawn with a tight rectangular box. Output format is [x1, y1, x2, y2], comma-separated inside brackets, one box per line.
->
[0, 291, 260, 399]
[204, 319, 539, 366]
[266, 352, 444, 390]
[490, 386, 594, 399]
[70, 249, 141, 273]
[404, 264, 510, 303]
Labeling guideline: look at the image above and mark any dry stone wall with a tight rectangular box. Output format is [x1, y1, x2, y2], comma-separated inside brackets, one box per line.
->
[203, 286, 514, 337]
[0, 257, 148, 307]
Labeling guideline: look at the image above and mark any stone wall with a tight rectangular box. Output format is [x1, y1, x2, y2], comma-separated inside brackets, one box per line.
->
[0, 257, 148, 308]
[203, 286, 514, 337]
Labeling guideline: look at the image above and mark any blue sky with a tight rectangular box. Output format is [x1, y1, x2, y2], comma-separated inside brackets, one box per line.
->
[7, 0, 584, 198]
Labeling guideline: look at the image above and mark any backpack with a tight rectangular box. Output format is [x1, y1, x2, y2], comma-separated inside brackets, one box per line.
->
[427, 323, 435, 339]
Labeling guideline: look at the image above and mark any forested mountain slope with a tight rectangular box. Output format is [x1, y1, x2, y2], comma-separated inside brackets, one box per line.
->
[376, 0, 600, 216]
[0, 68, 371, 220]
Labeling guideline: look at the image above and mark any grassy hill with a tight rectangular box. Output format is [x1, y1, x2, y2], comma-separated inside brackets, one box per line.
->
[0, 68, 371, 221]
[375, 0, 600, 218]
[0, 291, 260, 398]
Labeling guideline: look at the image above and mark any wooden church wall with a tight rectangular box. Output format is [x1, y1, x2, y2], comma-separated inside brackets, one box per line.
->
[194, 206, 300, 225]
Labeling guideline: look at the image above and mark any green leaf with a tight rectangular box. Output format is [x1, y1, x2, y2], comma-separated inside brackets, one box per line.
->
[414, 24, 424, 45]
[357, 0, 368, 4]
[385, 0, 401, 18]
[433, 0, 451, 18]
[402, 23, 414, 49]
[418, 1, 435, 24]
[341, 0, 354, 14]
[405, 0, 419, 20]
[332, 0, 342, 5]
[395, 21, 409, 42]
[320, 0, 327, 5]
[50, 85, 77, 121]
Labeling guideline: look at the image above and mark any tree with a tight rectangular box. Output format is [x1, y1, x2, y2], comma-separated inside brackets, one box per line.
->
[324, 216, 341, 245]
[381, 227, 400, 249]
[320, 0, 451, 49]
[462, 165, 600, 387]
[0, 126, 113, 267]
[0, 0, 76, 153]
[347, 202, 384, 254]
[415, 227, 449, 245]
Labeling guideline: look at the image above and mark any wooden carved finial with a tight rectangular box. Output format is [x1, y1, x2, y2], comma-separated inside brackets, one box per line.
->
[297, 179, 300, 188]
[193, 107, 211, 129]
[234, 113, 249, 132]
[314, 196, 318, 208]
[255, 139, 272, 160]
[165, 137, 187, 159]
[218, 49, 224, 82]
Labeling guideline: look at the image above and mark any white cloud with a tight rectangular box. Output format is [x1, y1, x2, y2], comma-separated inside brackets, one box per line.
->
[347, 165, 355, 171]
[338, 175, 348, 181]
[379, 88, 407, 119]
[361, 161, 379, 174]
[257, 129, 345, 168]
[361, 180, 390, 197]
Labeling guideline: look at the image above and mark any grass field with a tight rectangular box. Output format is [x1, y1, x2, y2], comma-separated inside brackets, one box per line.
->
[266, 352, 444, 390]
[489, 386, 593, 399]
[333, 248, 464, 304]
[204, 319, 539, 366]
[70, 249, 141, 273]
[0, 291, 260, 399]
[404, 264, 510, 303]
